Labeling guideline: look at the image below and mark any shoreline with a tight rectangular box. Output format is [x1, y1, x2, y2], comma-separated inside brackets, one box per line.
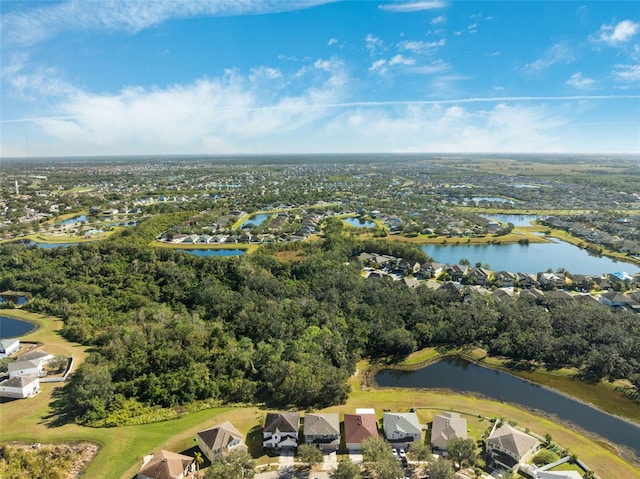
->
[365, 351, 640, 466]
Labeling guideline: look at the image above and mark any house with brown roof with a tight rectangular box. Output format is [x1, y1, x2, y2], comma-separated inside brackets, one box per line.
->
[136, 450, 194, 479]
[304, 413, 341, 452]
[486, 424, 540, 471]
[197, 421, 247, 462]
[344, 409, 378, 452]
[263, 412, 300, 451]
[430, 412, 467, 451]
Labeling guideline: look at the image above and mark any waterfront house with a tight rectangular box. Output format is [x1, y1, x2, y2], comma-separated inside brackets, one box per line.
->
[486, 424, 540, 471]
[197, 421, 247, 462]
[419, 261, 443, 279]
[0, 338, 19, 359]
[263, 412, 300, 451]
[382, 411, 421, 449]
[304, 413, 341, 452]
[8, 359, 42, 378]
[494, 271, 516, 288]
[430, 412, 467, 451]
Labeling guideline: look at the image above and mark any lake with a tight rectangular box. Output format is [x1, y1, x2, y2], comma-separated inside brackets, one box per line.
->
[0, 316, 34, 338]
[421, 240, 640, 275]
[175, 249, 245, 257]
[19, 241, 75, 249]
[0, 294, 27, 306]
[55, 215, 89, 225]
[483, 214, 541, 227]
[239, 214, 270, 228]
[375, 357, 640, 459]
[344, 217, 377, 228]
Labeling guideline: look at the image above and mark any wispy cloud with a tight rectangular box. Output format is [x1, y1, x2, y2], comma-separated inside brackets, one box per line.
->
[398, 39, 445, 53]
[566, 72, 597, 90]
[595, 19, 640, 45]
[379, 1, 447, 13]
[430, 15, 446, 25]
[365, 34, 384, 55]
[523, 43, 575, 74]
[613, 64, 640, 83]
[0, 0, 333, 47]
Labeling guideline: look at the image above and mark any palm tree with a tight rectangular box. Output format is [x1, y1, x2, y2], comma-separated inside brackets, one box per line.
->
[193, 451, 204, 474]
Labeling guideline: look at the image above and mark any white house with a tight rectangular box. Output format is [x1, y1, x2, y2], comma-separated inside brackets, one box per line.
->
[0, 339, 19, 359]
[262, 412, 300, 451]
[0, 375, 40, 399]
[8, 359, 42, 378]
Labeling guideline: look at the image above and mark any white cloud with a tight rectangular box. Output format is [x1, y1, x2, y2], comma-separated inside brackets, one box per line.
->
[249, 67, 283, 82]
[613, 64, 640, 82]
[379, 2, 447, 13]
[0, 0, 333, 47]
[566, 72, 597, 90]
[365, 34, 384, 54]
[430, 15, 446, 24]
[328, 38, 338, 46]
[398, 39, 445, 53]
[369, 59, 387, 72]
[596, 19, 640, 45]
[389, 55, 416, 66]
[524, 43, 575, 74]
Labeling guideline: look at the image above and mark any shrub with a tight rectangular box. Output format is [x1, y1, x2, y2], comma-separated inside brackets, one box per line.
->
[532, 449, 559, 466]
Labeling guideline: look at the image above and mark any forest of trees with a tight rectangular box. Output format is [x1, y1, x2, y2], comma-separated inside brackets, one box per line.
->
[0, 215, 638, 425]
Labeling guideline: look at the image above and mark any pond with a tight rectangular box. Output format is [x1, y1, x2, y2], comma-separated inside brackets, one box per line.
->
[19, 241, 75, 249]
[483, 214, 541, 227]
[0, 294, 27, 306]
[107, 221, 138, 227]
[375, 357, 640, 459]
[421, 239, 640, 275]
[239, 214, 270, 229]
[0, 316, 34, 338]
[344, 217, 377, 228]
[470, 197, 513, 203]
[55, 215, 89, 225]
[175, 249, 245, 257]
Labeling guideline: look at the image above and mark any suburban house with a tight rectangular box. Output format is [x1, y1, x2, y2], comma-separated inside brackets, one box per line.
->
[7, 350, 54, 378]
[599, 291, 640, 312]
[382, 412, 421, 449]
[419, 261, 443, 279]
[0, 375, 40, 399]
[136, 450, 194, 479]
[8, 359, 43, 378]
[466, 267, 491, 286]
[444, 264, 467, 282]
[486, 424, 540, 471]
[516, 273, 540, 290]
[494, 271, 516, 288]
[538, 272, 566, 289]
[303, 413, 341, 452]
[344, 409, 378, 453]
[430, 412, 468, 451]
[196, 421, 247, 462]
[535, 471, 583, 479]
[0, 338, 19, 359]
[262, 412, 300, 451]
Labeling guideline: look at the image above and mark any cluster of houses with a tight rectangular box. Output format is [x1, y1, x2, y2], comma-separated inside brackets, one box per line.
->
[359, 253, 640, 314]
[0, 340, 54, 399]
[158, 211, 323, 245]
[137, 408, 587, 479]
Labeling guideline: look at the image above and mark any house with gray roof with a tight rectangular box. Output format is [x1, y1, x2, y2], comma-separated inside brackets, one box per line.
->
[430, 412, 467, 451]
[304, 413, 340, 452]
[0, 375, 40, 399]
[197, 421, 247, 462]
[383, 411, 422, 448]
[263, 412, 300, 451]
[486, 424, 540, 471]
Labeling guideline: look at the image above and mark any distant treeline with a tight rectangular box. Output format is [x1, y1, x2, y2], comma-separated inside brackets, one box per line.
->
[0, 217, 638, 425]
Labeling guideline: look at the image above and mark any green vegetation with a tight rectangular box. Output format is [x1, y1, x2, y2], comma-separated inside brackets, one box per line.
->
[204, 450, 256, 479]
[362, 436, 405, 479]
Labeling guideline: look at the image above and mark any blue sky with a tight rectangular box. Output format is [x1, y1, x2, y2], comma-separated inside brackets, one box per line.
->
[1, 0, 639, 157]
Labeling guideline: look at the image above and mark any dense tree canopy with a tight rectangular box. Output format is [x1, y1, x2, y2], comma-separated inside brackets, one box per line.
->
[0, 220, 638, 425]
